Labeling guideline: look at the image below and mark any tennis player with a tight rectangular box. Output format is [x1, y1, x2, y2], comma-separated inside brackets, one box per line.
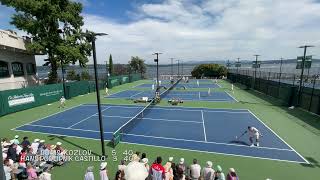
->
[243, 126, 262, 147]
[152, 84, 155, 91]
[105, 86, 110, 96]
[59, 96, 66, 108]
[197, 80, 199, 87]
[231, 84, 234, 93]
[208, 88, 211, 95]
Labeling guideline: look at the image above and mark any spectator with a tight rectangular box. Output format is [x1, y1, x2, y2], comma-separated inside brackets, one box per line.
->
[150, 156, 165, 180]
[100, 162, 109, 180]
[215, 165, 225, 180]
[202, 161, 215, 180]
[3, 159, 13, 180]
[40, 145, 51, 164]
[26, 162, 38, 180]
[177, 158, 187, 175]
[38, 140, 46, 151]
[19, 149, 27, 168]
[2, 138, 11, 150]
[163, 157, 174, 180]
[142, 158, 150, 172]
[21, 137, 31, 148]
[12, 135, 19, 145]
[30, 139, 40, 154]
[39, 167, 52, 180]
[118, 160, 126, 172]
[7, 143, 17, 162]
[171, 162, 178, 180]
[131, 153, 140, 162]
[84, 166, 95, 180]
[115, 170, 124, 180]
[141, 153, 147, 160]
[125, 160, 148, 180]
[189, 159, 201, 180]
[226, 168, 238, 180]
[176, 168, 185, 180]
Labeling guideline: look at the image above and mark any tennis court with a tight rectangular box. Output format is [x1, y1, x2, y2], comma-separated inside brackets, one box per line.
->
[107, 90, 237, 102]
[14, 104, 307, 163]
[135, 83, 221, 89]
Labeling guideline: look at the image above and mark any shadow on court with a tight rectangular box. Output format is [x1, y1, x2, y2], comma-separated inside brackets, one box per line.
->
[229, 140, 250, 146]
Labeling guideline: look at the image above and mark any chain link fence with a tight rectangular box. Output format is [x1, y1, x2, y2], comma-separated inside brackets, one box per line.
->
[228, 68, 320, 115]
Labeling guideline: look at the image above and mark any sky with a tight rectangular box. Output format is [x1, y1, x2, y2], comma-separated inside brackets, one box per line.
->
[1, 0, 320, 65]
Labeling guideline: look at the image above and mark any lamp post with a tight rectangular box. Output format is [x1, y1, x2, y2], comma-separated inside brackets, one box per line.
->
[57, 29, 67, 97]
[236, 58, 240, 74]
[181, 60, 184, 77]
[170, 58, 174, 78]
[297, 45, 314, 106]
[253, 54, 260, 88]
[153, 52, 162, 93]
[85, 32, 108, 157]
[176, 60, 180, 78]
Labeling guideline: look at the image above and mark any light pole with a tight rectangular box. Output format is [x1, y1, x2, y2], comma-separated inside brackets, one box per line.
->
[153, 52, 162, 93]
[170, 58, 174, 79]
[176, 60, 180, 78]
[297, 45, 314, 106]
[57, 29, 67, 97]
[85, 32, 108, 157]
[253, 54, 260, 88]
[236, 58, 240, 74]
[181, 60, 184, 77]
[278, 57, 283, 84]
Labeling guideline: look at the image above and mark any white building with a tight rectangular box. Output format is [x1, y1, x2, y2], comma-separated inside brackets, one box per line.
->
[0, 29, 37, 91]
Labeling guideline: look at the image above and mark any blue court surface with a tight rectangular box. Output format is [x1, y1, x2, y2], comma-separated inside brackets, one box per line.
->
[152, 79, 215, 84]
[107, 90, 237, 102]
[14, 104, 307, 163]
[135, 83, 221, 89]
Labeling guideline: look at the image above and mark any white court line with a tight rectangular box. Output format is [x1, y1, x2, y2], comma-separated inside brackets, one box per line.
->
[17, 122, 292, 152]
[13, 128, 306, 164]
[122, 141, 306, 164]
[99, 115, 202, 124]
[21, 124, 113, 134]
[201, 110, 207, 142]
[68, 106, 111, 128]
[225, 91, 239, 102]
[248, 110, 310, 164]
[129, 91, 145, 98]
[122, 133, 293, 151]
[83, 104, 250, 113]
[11, 104, 84, 130]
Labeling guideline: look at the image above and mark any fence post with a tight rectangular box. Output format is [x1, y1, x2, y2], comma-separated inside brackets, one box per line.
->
[308, 75, 316, 111]
[266, 71, 271, 95]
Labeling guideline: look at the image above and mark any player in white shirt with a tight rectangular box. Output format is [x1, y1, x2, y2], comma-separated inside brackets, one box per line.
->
[208, 88, 211, 96]
[59, 96, 66, 108]
[231, 84, 234, 93]
[242, 126, 262, 147]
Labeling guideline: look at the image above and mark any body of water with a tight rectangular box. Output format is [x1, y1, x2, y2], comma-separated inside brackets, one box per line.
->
[36, 62, 320, 80]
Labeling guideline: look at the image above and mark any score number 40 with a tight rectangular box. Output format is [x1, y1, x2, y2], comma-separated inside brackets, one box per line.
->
[111, 149, 134, 162]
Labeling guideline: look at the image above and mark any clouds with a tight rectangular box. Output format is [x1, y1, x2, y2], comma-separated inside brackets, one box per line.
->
[1, 0, 320, 64]
[80, 0, 320, 64]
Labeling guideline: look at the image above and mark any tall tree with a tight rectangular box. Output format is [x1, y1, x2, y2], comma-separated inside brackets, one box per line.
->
[191, 64, 227, 78]
[108, 54, 113, 75]
[0, 0, 92, 83]
[129, 56, 146, 77]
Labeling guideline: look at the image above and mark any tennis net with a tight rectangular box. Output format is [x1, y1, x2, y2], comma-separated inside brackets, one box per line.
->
[112, 78, 182, 147]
